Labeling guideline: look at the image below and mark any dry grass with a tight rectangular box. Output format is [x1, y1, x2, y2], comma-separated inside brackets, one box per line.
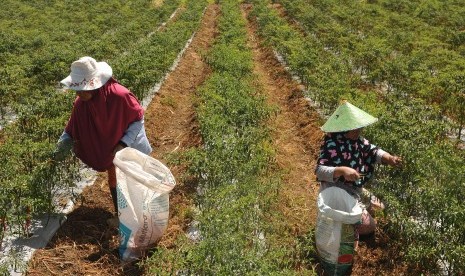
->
[151, 0, 164, 8]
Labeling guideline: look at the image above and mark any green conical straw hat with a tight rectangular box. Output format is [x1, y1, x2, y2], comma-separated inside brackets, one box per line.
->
[321, 101, 378, 132]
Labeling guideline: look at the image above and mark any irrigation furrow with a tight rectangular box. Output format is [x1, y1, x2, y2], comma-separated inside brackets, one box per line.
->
[242, 1, 321, 244]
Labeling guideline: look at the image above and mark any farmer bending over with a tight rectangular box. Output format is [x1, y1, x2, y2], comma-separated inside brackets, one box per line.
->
[54, 56, 152, 224]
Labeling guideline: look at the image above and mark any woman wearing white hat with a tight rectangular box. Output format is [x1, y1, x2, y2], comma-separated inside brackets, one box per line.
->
[315, 101, 402, 241]
[54, 56, 152, 221]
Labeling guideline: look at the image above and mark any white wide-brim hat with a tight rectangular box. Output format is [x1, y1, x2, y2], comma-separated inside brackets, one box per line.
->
[60, 56, 112, 91]
[321, 101, 378, 132]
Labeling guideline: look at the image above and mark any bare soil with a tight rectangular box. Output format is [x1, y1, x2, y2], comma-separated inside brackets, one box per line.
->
[241, 1, 321, 246]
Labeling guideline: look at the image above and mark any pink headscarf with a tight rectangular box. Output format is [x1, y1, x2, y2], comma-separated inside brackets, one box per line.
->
[65, 78, 143, 172]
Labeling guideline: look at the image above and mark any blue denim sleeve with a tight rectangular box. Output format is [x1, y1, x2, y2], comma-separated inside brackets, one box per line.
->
[58, 130, 72, 144]
[120, 119, 143, 147]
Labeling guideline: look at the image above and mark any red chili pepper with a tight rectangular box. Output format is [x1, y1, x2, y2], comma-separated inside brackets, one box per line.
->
[337, 254, 353, 264]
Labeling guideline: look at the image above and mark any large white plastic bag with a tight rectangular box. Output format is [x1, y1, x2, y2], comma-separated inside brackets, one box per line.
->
[315, 187, 362, 275]
[113, 148, 176, 261]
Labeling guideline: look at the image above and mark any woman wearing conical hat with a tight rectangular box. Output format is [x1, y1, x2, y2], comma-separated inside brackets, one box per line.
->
[315, 101, 402, 241]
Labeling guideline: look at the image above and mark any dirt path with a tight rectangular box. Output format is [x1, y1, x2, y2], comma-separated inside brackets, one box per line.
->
[242, 4, 321, 238]
[143, 3, 218, 249]
[27, 4, 218, 275]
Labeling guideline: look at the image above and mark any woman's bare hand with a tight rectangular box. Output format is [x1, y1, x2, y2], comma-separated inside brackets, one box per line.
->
[383, 153, 403, 167]
[334, 166, 360, 182]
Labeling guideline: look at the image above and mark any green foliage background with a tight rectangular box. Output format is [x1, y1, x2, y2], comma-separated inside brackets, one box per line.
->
[251, 0, 465, 273]
[0, 0, 206, 246]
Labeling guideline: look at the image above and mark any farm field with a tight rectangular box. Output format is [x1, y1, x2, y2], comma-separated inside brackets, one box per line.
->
[1, 0, 464, 275]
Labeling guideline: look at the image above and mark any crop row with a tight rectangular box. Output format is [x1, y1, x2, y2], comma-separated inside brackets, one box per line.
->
[276, 0, 465, 138]
[0, 0, 182, 119]
[144, 1, 316, 274]
[248, 0, 465, 273]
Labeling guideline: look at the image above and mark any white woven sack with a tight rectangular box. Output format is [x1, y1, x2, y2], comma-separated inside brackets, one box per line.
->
[315, 187, 362, 263]
[113, 148, 176, 261]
